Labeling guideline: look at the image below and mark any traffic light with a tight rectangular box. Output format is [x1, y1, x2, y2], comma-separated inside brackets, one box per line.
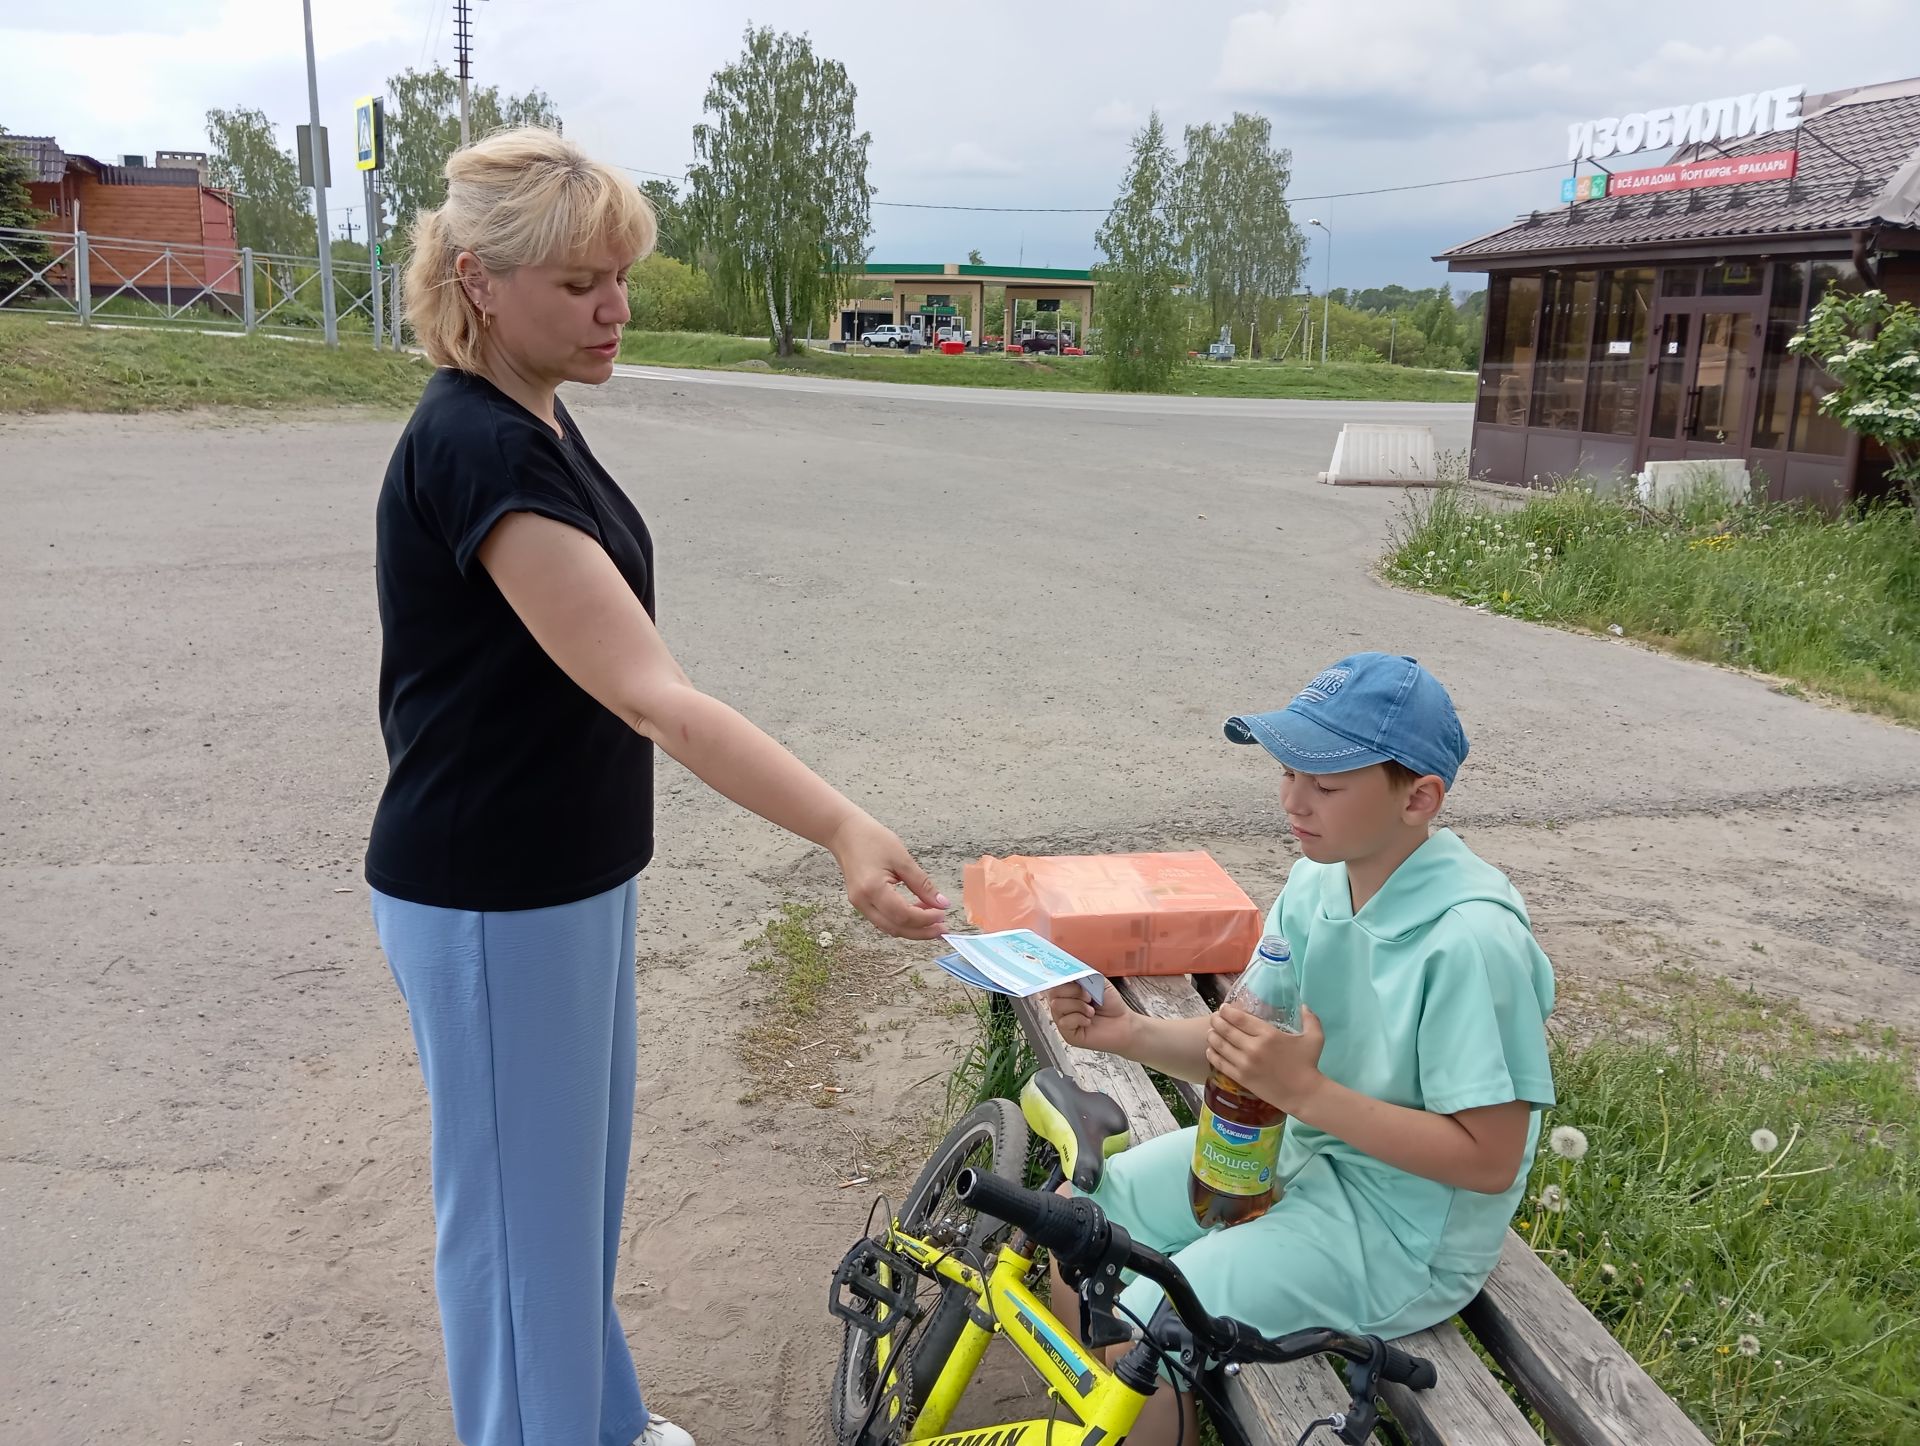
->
[372, 240, 384, 267]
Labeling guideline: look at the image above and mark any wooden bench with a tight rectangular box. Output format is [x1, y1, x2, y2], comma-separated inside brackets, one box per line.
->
[1005, 975, 1712, 1446]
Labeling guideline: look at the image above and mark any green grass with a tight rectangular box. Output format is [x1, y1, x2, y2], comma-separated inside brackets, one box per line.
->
[0, 314, 431, 414]
[618, 329, 1473, 402]
[1385, 481, 1920, 724]
[1522, 987, 1919, 1443]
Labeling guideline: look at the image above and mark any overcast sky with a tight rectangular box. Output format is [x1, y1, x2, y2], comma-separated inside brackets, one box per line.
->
[5, 0, 1914, 289]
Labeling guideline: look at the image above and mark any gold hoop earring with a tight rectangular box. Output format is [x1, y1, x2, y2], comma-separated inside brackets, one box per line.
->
[481, 310, 491, 331]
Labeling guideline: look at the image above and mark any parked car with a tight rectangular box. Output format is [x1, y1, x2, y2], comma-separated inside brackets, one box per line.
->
[936, 326, 973, 346]
[859, 324, 913, 348]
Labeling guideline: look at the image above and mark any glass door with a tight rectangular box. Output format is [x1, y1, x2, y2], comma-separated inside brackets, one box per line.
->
[1644, 304, 1763, 463]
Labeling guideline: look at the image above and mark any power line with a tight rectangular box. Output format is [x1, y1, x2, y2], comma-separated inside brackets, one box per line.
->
[616, 158, 1578, 214]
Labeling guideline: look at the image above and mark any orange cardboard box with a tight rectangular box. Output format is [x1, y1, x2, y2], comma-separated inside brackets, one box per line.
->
[962, 851, 1262, 978]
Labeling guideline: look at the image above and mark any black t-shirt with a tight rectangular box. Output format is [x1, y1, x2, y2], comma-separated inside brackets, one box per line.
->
[365, 368, 656, 911]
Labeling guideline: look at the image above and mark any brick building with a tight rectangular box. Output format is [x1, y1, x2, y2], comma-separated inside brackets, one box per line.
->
[5, 137, 241, 309]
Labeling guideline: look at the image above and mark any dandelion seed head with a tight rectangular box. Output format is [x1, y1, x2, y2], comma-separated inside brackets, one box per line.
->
[1750, 1127, 1779, 1154]
[1538, 1184, 1566, 1213]
[1737, 1334, 1761, 1358]
[1549, 1125, 1590, 1161]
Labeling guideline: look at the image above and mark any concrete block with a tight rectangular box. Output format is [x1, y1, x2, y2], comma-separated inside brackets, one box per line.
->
[1317, 424, 1439, 486]
[1635, 459, 1754, 508]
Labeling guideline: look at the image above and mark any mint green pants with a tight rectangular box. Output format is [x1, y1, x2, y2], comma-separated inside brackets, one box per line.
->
[1086, 1126, 1482, 1347]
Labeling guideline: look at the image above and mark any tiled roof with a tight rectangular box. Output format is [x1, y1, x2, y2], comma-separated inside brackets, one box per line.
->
[1440, 76, 1920, 265]
[1, 135, 68, 185]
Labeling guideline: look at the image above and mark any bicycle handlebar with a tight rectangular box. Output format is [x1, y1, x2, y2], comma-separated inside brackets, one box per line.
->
[953, 1167, 1435, 1390]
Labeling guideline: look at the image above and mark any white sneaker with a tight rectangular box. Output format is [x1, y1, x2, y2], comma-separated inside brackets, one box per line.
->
[635, 1416, 695, 1446]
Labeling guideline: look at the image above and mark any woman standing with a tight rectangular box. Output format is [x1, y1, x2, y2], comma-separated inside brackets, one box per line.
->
[366, 129, 947, 1446]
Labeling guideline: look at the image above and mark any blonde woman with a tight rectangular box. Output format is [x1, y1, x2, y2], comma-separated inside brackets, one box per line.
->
[365, 129, 947, 1446]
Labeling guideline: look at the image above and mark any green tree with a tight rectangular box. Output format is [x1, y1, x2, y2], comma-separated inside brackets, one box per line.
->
[382, 66, 561, 235]
[1790, 287, 1920, 504]
[1409, 283, 1463, 365]
[626, 253, 725, 332]
[638, 179, 692, 262]
[0, 130, 53, 299]
[1095, 111, 1183, 392]
[204, 107, 313, 254]
[686, 26, 873, 356]
[1173, 112, 1304, 356]
[966, 247, 984, 265]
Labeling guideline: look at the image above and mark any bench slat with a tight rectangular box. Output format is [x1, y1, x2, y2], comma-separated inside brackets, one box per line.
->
[1110, 974, 1208, 1115]
[1380, 1322, 1541, 1446]
[1009, 992, 1353, 1441]
[1464, 1233, 1712, 1445]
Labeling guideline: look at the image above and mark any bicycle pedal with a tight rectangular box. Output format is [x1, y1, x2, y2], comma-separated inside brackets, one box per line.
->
[829, 1238, 922, 1334]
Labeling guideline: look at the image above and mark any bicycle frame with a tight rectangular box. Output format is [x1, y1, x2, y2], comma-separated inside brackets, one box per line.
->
[885, 1223, 1155, 1444]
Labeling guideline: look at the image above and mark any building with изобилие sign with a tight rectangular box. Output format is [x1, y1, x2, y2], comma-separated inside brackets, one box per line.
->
[1439, 75, 1920, 504]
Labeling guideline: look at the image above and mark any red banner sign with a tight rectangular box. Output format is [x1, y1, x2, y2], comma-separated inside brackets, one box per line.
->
[1605, 148, 1799, 196]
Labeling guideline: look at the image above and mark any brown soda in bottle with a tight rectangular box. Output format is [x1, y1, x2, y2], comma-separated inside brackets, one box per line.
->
[1189, 935, 1299, 1228]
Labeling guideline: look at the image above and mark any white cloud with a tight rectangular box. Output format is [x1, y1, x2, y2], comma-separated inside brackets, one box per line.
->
[1214, 0, 1574, 119]
[1628, 34, 1802, 92]
[4, 0, 417, 156]
[1089, 99, 1142, 134]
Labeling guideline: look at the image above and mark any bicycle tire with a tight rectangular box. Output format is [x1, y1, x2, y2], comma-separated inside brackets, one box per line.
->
[826, 1097, 1029, 1446]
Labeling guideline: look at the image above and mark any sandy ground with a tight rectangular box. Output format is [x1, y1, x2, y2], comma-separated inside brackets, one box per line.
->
[4, 370, 1918, 1445]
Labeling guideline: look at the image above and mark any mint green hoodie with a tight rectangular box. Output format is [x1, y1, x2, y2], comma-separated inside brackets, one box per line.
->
[1270, 828, 1556, 1275]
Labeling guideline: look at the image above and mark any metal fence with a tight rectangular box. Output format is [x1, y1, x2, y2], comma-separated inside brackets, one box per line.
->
[0, 224, 404, 348]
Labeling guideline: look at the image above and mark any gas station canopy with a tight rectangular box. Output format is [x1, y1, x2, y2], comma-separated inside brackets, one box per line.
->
[858, 262, 1096, 344]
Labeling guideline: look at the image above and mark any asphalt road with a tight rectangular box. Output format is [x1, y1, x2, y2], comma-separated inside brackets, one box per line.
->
[4, 370, 1917, 1443]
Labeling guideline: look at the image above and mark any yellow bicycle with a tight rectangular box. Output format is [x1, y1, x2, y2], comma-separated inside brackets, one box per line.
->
[827, 1067, 1436, 1446]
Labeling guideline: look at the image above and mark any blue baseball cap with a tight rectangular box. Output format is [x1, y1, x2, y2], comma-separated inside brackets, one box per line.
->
[1224, 653, 1469, 786]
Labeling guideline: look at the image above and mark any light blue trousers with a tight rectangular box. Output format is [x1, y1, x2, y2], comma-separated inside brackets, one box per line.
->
[372, 878, 648, 1446]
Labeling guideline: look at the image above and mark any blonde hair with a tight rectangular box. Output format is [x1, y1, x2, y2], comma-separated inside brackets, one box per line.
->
[404, 127, 657, 372]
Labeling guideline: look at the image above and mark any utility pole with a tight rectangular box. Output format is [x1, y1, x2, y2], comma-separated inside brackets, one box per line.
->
[301, 0, 338, 346]
[454, 0, 474, 147]
[339, 206, 358, 244]
[1308, 218, 1333, 366]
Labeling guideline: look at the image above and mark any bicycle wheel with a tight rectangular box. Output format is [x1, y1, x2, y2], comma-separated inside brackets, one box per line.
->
[827, 1097, 1029, 1446]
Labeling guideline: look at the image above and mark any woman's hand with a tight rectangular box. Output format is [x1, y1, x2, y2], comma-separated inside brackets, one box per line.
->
[1206, 1003, 1327, 1114]
[826, 813, 950, 940]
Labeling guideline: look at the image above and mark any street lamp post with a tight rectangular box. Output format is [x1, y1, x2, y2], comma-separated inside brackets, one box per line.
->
[1308, 218, 1331, 366]
[301, 0, 337, 346]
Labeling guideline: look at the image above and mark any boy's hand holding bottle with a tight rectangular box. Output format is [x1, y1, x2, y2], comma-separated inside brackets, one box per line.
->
[1207, 1002, 1327, 1115]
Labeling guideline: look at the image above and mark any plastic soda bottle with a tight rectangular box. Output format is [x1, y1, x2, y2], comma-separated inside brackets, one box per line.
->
[1189, 935, 1301, 1228]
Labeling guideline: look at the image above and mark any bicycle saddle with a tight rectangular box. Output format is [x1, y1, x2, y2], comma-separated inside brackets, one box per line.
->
[1020, 1067, 1131, 1193]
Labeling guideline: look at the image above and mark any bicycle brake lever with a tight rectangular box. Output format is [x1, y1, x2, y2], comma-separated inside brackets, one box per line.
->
[1337, 1355, 1384, 1443]
[1335, 1399, 1380, 1444]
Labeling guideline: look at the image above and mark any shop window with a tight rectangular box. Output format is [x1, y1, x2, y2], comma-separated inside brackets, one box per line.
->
[1582, 268, 1652, 436]
[1692, 311, 1754, 441]
[1661, 266, 1698, 298]
[1648, 314, 1691, 439]
[1791, 260, 1861, 455]
[1528, 271, 1597, 430]
[1702, 261, 1765, 296]
[1475, 274, 1541, 426]
[1753, 262, 1805, 450]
